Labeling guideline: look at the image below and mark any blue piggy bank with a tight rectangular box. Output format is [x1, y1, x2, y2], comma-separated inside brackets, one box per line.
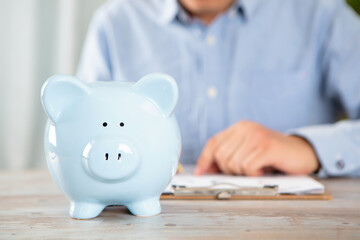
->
[41, 73, 181, 219]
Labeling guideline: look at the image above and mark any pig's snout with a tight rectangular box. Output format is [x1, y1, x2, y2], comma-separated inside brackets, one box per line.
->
[82, 137, 141, 182]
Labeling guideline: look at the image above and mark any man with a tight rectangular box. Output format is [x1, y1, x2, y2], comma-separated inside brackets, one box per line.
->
[77, 0, 360, 177]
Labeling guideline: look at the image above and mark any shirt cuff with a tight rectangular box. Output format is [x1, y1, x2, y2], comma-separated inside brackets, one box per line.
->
[287, 122, 360, 178]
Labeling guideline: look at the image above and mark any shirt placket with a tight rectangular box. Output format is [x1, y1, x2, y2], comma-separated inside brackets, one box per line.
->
[202, 20, 227, 141]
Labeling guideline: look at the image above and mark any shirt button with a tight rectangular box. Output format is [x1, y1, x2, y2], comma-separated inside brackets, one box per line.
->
[336, 159, 345, 170]
[206, 35, 216, 46]
[206, 86, 218, 99]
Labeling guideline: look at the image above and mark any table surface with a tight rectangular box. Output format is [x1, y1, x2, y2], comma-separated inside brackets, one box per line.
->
[0, 171, 359, 240]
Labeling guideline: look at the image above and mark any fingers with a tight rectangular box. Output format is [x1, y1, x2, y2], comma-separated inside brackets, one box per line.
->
[226, 134, 253, 175]
[194, 128, 233, 175]
[214, 132, 243, 175]
[195, 120, 280, 176]
[205, 162, 221, 174]
[225, 122, 274, 176]
[194, 138, 216, 175]
[241, 148, 267, 176]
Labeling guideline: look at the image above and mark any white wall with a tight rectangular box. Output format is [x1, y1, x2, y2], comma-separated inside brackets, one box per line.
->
[0, 0, 106, 169]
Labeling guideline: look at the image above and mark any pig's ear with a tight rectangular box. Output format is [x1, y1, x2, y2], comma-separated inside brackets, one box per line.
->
[133, 73, 179, 117]
[41, 75, 90, 123]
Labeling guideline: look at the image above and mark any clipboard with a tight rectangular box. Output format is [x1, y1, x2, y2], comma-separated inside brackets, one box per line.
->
[160, 175, 332, 200]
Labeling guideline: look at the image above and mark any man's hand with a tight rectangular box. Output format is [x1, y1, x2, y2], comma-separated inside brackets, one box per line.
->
[194, 121, 320, 176]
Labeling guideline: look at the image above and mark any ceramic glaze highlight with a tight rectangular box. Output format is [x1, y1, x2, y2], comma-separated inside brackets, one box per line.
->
[41, 73, 181, 219]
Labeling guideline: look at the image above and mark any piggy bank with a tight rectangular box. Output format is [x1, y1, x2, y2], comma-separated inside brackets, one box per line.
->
[41, 73, 181, 219]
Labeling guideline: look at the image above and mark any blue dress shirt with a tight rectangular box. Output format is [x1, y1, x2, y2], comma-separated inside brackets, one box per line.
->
[77, 0, 360, 177]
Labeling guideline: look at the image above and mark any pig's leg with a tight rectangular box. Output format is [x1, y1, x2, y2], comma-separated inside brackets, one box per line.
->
[69, 201, 105, 219]
[126, 197, 161, 216]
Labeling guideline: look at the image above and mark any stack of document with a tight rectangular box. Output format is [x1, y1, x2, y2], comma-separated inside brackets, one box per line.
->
[164, 175, 324, 195]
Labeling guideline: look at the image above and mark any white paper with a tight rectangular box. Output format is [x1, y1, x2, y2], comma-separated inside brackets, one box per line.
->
[164, 174, 324, 195]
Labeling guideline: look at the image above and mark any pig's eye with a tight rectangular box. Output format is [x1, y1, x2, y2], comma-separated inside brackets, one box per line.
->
[102, 122, 108, 127]
[119, 122, 124, 127]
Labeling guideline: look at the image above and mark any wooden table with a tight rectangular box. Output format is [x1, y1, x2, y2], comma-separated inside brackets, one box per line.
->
[0, 171, 359, 239]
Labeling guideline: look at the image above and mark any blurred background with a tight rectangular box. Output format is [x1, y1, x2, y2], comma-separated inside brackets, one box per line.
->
[0, 0, 359, 170]
[0, 0, 106, 169]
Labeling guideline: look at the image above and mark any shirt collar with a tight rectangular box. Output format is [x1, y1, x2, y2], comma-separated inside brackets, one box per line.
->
[240, 0, 260, 20]
[159, 0, 179, 25]
[159, 0, 260, 25]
